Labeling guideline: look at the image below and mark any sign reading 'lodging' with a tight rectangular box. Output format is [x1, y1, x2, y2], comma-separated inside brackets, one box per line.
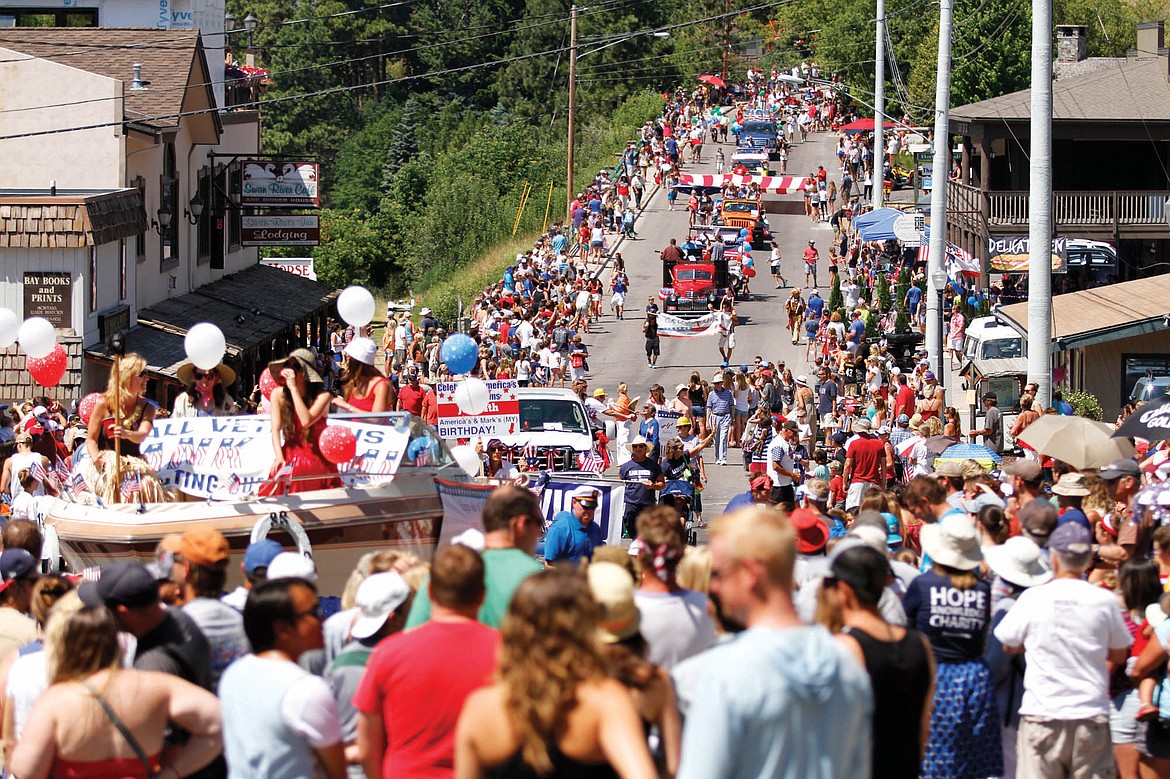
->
[23, 271, 72, 329]
[242, 215, 320, 246]
[239, 161, 320, 207]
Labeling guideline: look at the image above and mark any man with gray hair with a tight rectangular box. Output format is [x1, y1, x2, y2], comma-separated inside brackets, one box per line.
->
[993, 522, 1131, 779]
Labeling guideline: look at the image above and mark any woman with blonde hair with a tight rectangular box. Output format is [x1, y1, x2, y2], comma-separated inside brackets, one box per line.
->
[84, 353, 170, 503]
[10, 603, 222, 779]
[454, 570, 657, 779]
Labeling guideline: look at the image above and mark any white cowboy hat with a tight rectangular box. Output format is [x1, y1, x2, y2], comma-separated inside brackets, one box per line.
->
[983, 536, 1052, 588]
[920, 516, 983, 572]
[624, 435, 652, 452]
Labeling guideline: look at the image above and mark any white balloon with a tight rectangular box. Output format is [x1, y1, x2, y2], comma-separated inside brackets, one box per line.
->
[18, 317, 57, 358]
[337, 286, 376, 328]
[454, 378, 491, 415]
[184, 322, 227, 371]
[0, 308, 19, 348]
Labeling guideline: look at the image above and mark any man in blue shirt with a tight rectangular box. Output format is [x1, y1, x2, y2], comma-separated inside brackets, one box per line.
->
[847, 310, 866, 354]
[724, 474, 774, 514]
[619, 436, 666, 539]
[551, 229, 567, 254]
[707, 371, 736, 466]
[807, 288, 824, 319]
[905, 282, 923, 322]
[543, 486, 605, 565]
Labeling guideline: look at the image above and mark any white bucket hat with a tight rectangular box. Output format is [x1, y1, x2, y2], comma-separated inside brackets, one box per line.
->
[983, 536, 1052, 588]
[920, 516, 983, 571]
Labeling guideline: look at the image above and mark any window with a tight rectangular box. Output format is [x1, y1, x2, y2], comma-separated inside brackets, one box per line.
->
[1121, 355, 1170, 407]
[89, 247, 97, 313]
[0, 8, 98, 26]
[119, 239, 127, 302]
[196, 167, 212, 263]
[133, 176, 146, 263]
[160, 143, 178, 271]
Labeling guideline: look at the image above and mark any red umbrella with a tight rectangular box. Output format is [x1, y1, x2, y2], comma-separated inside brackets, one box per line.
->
[698, 74, 727, 89]
[839, 117, 876, 134]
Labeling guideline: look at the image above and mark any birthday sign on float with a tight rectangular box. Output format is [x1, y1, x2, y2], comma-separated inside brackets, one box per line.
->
[436, 380, 520, 439]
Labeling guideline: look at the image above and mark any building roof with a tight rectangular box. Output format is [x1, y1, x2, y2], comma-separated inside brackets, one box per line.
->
[950, 56, 1170, 124]
[0, 28, 217, 132]
[0, 188, 146, 248]
[995, 275, 1170, 351]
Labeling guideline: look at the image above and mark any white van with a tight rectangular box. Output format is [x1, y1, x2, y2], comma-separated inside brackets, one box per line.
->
[964, 316, 1025, 361]
[492, 388, 595, 468]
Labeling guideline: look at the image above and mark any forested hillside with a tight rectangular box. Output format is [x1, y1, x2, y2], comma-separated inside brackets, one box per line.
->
[231, 0, 1168, 311]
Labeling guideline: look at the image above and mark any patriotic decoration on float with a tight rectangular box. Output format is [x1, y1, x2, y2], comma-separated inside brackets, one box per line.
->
[676, 173, 810, 194]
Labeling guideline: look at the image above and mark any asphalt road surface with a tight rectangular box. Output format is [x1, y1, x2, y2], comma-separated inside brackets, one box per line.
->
[586, 129, 842, 525]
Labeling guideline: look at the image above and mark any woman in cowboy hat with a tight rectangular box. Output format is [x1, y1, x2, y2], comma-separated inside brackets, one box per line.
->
[260, 348, 341, 495]
[172, 361, 238, 418]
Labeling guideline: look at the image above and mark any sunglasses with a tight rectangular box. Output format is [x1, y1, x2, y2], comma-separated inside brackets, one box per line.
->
[192, 370, 216, 380]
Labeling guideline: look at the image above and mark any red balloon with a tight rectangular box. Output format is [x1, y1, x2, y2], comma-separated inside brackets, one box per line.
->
[318, 424, 357, 465]
[259, 368, 279, 400]
[27, 343, 67, 387]
[79, 392, 102, 426]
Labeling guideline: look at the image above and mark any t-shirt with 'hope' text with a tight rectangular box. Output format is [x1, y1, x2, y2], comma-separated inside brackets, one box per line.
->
[902, 570, 991, 663]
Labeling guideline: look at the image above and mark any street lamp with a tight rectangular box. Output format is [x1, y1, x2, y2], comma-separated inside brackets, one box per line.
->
[184, 192, 204, 225]
[565, 10, 669, 216]
[154, 206, 172, 236]
[224, 10, 235, 34]
[930, 266, 948, 381]
[243, 12, 258, 48]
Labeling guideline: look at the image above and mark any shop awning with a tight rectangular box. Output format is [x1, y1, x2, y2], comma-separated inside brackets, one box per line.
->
[84, 326, 189, 380]
[135, 263, 337, 357]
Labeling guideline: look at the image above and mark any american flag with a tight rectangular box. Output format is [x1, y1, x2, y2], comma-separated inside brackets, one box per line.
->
[29, 460, 48, 485]
[225, 473, 242, 495]
[69, 470, 89, 498]
[576, 451, 606, 473]
[120, 472, 142, 501]
[53, 457, 70, 485]
[414, 448, 431, 467]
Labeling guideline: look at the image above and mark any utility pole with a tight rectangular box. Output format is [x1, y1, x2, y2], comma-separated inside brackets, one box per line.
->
[873, 0, 885, 208]
[925, 0, 954, 383]
[1027, 0, 1053, 408]
[566, 4, 578, 219]
[722, 0, 730, 79]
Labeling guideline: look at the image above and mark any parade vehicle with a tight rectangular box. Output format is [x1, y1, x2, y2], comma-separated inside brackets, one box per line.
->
[661, 262, 720, 315]
[484, 388, 596, 470]
[737, 117, 779, 156]
[46, 412, 458, 595]
[729, 149, 771, 177]
[717, 196, 769, 245]
[964, 316, 1026, 361]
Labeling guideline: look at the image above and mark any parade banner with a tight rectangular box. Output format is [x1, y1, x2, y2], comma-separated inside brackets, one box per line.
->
[436, 380, 521, 438]
[657, 311, 723, 338]
[139, 416, 408, 500]
[538, 477, 626, 547]
[435, 478, 495, 548]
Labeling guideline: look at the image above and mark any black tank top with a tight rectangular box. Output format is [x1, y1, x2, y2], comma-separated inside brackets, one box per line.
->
[845, 625, 932, 779]
[484, 744, 619, 779]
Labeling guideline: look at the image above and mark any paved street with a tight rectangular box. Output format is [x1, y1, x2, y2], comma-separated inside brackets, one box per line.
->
[586, 129, 841, 516]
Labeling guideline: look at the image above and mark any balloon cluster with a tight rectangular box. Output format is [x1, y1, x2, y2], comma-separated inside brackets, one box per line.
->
[440, 333, 491, 416]
[1, 311, 66, 387]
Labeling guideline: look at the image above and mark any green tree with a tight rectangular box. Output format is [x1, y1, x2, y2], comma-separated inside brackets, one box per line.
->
[828, 273, 843, 312]
[876, 272, 892, 313]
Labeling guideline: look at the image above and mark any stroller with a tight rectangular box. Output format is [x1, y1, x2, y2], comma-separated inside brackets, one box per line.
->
[660, 480, 697, 544]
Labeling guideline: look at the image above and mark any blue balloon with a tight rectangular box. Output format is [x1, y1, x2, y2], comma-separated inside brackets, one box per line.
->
[441, 334, 478, 375]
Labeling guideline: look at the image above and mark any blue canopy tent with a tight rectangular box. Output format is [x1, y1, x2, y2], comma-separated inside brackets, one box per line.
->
[852, 207, 904, 242]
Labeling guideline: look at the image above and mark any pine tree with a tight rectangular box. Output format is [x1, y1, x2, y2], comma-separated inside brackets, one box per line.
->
[876, 273, 892, 313]
[894, 267, 910, 307]
[894, 300, 910, 332]
[828, 273, 843, 312]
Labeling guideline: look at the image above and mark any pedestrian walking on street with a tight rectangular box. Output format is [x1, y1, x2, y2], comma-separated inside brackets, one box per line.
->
[707, 372, 735, 467]
[803, 241, 819, 288]
[643, 311, 660, 369]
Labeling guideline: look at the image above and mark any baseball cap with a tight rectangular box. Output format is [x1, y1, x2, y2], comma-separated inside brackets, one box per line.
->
[1099, 458, 1141, 481]
[934, 460, 963, 478]
[79, 561, 157, 608]
[343, 337, 378, 366]
[179, 528, 230, 569]
[572, 485, 600, 508]
[588, 562, 640, 644]
[1019, 497, 1058, 542]
[1049, 522, 1092, 555]
[244, 539, 283, 575]
[790, 509, 829, 554]
[923, 371, 936, 381]
[897, 414, 910, 425]
[266, 552, 318, 583]
[0, 548, 38, 593]
[1005, 459, 1042, 482]
[349, 572, 412, 640]
[32, 405, 47, 417]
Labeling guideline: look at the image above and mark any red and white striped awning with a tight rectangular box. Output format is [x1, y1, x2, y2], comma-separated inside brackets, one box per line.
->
[676, 174, 809, 194]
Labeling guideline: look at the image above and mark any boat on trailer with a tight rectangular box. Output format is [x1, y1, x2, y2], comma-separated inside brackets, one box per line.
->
[44, 413, 467, 595]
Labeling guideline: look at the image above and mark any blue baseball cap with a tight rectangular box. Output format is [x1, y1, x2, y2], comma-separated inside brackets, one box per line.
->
[244, 539, 284, 575]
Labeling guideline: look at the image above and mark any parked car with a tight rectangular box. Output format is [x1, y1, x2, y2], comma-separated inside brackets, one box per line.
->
[1130, 375, 1170, 404]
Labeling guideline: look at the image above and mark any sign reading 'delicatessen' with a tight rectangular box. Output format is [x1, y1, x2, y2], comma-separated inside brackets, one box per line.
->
[23, 272, 72, 329]
[239, 161, 320, 207]
[242, 216, 320, 247]
[987, 235, 1068, 274]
